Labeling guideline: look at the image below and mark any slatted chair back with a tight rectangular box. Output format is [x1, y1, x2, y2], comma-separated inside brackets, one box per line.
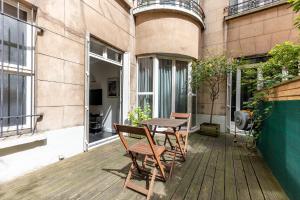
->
[170, 112, 191, 131]
[113, 124, 166, 179]
[114, 124, 153, 151]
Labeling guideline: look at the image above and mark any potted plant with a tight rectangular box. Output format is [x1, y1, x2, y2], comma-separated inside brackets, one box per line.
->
[128, 104, 151, 138]
[191, 55, 237, 137]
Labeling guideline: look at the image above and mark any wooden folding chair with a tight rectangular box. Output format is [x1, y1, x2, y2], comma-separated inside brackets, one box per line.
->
[163, 112, 191, 158]
[114, 124, 168, 200]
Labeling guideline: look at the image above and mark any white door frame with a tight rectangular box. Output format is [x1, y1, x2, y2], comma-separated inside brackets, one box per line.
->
[84, 33, 130, 150]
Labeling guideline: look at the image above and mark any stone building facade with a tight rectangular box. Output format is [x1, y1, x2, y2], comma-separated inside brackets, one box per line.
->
[0, 0, 298, 182]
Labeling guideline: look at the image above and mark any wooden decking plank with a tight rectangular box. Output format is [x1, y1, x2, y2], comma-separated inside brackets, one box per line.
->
[197, 134, 223, 200]
[26, 145, 129, 199]
[224, 134, 237, 200]
[1, 138, 136, 200]
[248, 153, 289, 200]
[238, 144, 265, 200]
[183, 136, 216, 200]
[170, 136, 212, 200]
[156, 135, 210, 200]
[0, 133, 289, 200]
[232, 138, 251, 200]
[211, 134, 226, 200]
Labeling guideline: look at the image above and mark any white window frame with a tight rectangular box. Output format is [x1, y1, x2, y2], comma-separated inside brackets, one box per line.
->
[137, 55, 192, 118]
[1, 0, 35, 133]
[89, 37, 123, 67]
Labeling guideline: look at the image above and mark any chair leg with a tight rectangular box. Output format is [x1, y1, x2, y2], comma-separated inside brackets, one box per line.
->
[147, 168, 157, 200]
[124, 163, 134, 189]
[169, 151, 176, 178]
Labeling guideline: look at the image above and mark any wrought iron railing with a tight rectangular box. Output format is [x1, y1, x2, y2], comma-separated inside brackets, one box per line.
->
[227, 0, 281, 16]
[134, 0, 205, 20]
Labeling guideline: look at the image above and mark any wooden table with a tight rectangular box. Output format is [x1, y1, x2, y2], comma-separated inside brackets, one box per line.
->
[141, 118, 187, 161]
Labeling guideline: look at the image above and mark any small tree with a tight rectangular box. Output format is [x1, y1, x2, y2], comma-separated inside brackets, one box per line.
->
[191, 55, 237, 124]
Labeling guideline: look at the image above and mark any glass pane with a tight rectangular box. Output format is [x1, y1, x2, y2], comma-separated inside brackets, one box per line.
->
[107, 48, 122, 63]
[138, 95, 153, 115]
[0, 16, 29, 67]
[90, 37, 105, 56]
[158, 59, 172, 118]
[138, 57, 153, 92]
[175, 60, 188, 113]
[2, 3, 27, 21]
[1, 72, 27, 127]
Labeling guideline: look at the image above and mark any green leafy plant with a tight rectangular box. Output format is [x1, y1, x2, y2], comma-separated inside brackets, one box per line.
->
[288, 0, 300, 29]
[128, 104, 151, 127]
[191, 55, 238, 124]
[241, 41, 300, 145]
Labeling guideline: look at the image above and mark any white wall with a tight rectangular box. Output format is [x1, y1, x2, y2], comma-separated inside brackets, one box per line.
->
[0, 126, 84, 183]
[90, 60, 121, 132]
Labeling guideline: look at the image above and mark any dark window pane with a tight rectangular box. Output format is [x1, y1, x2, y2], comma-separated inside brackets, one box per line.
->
[1, 72, 27, 126]
[2, 3, 27, 21]
[0, 16, 28, 67]
[138, 57, 153, 92]
[107, 48, 122, 63]
[90, 37, 105, 56]
[175, 60, 188, 113]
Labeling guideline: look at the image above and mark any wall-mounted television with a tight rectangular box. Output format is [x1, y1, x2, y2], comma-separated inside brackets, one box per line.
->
[90, 89, 102, 105]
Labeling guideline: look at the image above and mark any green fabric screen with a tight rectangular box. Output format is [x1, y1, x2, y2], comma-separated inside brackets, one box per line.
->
[258, 100, 300, 200]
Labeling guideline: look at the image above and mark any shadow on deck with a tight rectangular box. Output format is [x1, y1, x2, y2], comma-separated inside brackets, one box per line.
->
[0, 133, 288, 200]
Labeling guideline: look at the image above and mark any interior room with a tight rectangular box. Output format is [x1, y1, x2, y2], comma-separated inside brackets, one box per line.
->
[89, 57, 121, 143]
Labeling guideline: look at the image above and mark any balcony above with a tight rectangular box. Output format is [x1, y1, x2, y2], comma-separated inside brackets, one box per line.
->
[225, 0, 286, 19]
[133, 0, 205, 27]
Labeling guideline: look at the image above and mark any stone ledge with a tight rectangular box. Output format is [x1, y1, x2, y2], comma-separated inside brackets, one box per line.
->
[0, 134, 47, 150]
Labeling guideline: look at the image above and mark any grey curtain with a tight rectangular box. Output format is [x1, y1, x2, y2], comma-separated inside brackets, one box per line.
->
[159, 59, 172, 118]
[138, 57, 153, 109]
[138, 57, 153, 93]
[175, 61, 188, 113]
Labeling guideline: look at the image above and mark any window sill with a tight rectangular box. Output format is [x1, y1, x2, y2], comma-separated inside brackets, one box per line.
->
[0, 134, 47, 150]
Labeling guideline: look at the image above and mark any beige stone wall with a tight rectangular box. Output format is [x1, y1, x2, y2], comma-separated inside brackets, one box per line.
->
[24, 0, 134, 131]
[135, 11, 202, 59]
[227, 3, 299, 58]
[197, 0, 229, 116]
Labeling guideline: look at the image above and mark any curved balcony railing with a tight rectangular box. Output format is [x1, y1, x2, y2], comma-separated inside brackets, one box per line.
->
[226, 0, 281, 16]
[133, 0, 205, 23]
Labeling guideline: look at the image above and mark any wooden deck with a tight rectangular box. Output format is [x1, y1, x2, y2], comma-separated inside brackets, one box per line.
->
[0, 133, 289, 200]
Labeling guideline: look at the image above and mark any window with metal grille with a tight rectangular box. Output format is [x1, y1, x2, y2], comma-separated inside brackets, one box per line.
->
[0, 0, 37, 137]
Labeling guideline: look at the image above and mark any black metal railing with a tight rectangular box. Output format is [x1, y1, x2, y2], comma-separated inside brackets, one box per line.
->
[134, 0, 205, 20]
[227, 0, 281, 16]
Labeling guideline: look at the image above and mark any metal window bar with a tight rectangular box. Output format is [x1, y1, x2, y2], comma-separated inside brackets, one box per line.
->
[227, 0, 280, 16]
[0, 0, 41, 138]
[135, 0, 205, 20]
